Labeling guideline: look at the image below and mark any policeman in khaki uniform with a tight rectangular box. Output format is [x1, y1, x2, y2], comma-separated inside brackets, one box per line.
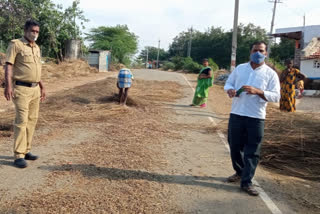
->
[4, 20, 46, 168]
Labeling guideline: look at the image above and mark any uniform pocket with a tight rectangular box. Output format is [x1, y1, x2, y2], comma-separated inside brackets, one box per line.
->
[13, 86, 24, 99]
[21, 50, 34, 63]
[15, 85, 32, 96]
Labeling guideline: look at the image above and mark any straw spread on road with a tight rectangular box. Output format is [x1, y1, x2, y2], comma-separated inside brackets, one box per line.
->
[0, 61, 319, 213]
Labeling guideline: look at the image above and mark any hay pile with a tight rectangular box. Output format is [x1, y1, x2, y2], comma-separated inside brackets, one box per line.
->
[0, 59, 99, 88]
[261, 106, 320, 181]
[109, 63, 126, 71]
[41, 59, 98, 82]
[0, 77, 184, 213]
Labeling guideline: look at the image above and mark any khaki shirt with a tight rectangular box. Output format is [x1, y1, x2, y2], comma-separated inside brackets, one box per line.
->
[6, 37, 42, 83]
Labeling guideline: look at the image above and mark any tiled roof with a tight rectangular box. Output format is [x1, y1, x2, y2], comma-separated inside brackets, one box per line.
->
[302, 38, 320, 60]
[304, 49, 320, 59]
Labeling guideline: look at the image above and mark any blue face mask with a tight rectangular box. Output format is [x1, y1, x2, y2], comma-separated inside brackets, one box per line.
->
[250, 51, 266, 64]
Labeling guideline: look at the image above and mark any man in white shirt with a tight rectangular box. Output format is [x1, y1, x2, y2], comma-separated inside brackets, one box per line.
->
[224, 41, 280, 196]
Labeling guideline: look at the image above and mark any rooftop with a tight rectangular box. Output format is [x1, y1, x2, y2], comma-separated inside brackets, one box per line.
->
[302, 37, 320, 60]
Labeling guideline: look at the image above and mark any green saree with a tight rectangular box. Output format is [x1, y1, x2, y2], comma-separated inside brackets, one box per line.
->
[192, 66, 214, 106]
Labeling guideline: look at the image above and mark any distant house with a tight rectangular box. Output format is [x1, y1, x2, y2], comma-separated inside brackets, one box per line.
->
[272, 25, 320, 79]
[87, 50, 111, 72]
[301, 37, 320, 79]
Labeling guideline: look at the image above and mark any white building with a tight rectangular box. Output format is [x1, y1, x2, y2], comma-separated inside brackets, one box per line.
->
[301, 37, 320, 79]
[273, 25, 320, 79]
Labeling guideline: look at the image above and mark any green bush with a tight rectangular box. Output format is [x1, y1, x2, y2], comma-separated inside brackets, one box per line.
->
[162, 62, 175, 70]
[171, 56, 185, 70]
[268, 58, 285, 75]
[183, 57, 201, 73]
[208, 58, 219, 71]
[169, 56, 202, 73]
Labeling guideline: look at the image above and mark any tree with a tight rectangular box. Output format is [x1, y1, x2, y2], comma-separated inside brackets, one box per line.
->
[86, 25, 138, 65]
[168, 23, 268, 69]
[139, 46, 168, 62]
[235, 23, 268, 65]
[270, 37, 295, 62]
[0, 0, 88, 62]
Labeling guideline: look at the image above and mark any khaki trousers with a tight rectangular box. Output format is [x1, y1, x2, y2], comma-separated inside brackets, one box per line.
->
[13, 85, 40, 159]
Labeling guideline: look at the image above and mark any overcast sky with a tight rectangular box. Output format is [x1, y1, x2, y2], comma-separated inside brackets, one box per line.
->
[53, 0, 320, 51]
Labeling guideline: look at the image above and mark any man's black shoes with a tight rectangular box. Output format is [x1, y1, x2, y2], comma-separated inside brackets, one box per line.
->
[14, 158, 27, 168]
[25, 153, 39, 161]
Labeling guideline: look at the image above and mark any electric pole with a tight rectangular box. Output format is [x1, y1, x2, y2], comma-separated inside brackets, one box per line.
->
[303, 14, 306, 27]
[156, 40, 160, 69]
[187, 27, 193, 58]
[267, 0, 282, 59]
[146, 47, 149, 69]
[230, 0, 239, 72]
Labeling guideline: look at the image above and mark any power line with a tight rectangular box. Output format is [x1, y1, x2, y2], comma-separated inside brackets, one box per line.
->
[268, 0, 283, 34]
[281, 1, 306, 26]
[230, 0, 239, 72]
[156, 40, 160, 69]
[187, 27, 193, 58]
[146, 47, 149, 69]
[267, 0, 283, 59]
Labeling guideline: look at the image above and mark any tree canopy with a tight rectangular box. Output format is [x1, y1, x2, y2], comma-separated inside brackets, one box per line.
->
[270, 37, 295, 62]
[0, 0, 88, 62]
[86, 25, 138, 65]
[139, 46, 168, 62]
[168, 23, 268, 68]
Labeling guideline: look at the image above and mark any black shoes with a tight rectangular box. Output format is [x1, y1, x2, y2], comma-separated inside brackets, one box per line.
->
[14, 158, 27, 168]
[241, 185, 259, 196]
[13, 153, 38, 168]
[226, 173, 241, 182]
[25, 153, 39, 161]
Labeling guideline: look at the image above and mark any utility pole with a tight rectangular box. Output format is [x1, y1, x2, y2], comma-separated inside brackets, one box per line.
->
[230, 0, 239, 72]
[267, 0, 282, 59]
[156, 40, 160, 69]
[187, 27, 193, 58]
[303, 14, 306, 27]
[145, 47, 149, 69]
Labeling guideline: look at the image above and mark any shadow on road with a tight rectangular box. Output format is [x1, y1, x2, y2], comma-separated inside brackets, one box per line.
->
[166, 104, 229, 120]
[40, 164, 239, 193]
[0, 156, 14, 167]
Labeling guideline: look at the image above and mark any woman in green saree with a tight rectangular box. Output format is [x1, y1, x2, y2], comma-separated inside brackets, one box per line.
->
[191, 59, 214, 108]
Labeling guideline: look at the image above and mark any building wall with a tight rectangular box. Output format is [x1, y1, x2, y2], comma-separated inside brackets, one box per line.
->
[87, 52, 99, 66]
[87, 51, 111, 72]
[304, 26, 320, 47]
[301, 59, 320, 78]
[98, 51, 111, 72]
[275, 25, 320, 48]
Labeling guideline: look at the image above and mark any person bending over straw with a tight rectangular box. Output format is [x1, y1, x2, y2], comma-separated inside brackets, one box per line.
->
[117, 67, 133, 106]
[190, 58, 214, 108]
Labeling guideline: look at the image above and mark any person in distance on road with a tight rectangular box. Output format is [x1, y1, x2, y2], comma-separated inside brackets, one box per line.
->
[117, 66, 133, 106]
[224, 41, 280, 196]
[279, 59, 305, 111]
[190, 58, 214, 108]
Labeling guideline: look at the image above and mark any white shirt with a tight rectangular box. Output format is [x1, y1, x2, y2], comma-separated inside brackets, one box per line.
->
[224, 62, 280, 119]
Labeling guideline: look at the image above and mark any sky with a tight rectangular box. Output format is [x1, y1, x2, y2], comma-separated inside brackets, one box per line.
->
[53, 0, 320, 51]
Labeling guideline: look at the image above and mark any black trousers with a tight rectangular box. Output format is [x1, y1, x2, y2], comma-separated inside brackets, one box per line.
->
[228, 113, 265, 187]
